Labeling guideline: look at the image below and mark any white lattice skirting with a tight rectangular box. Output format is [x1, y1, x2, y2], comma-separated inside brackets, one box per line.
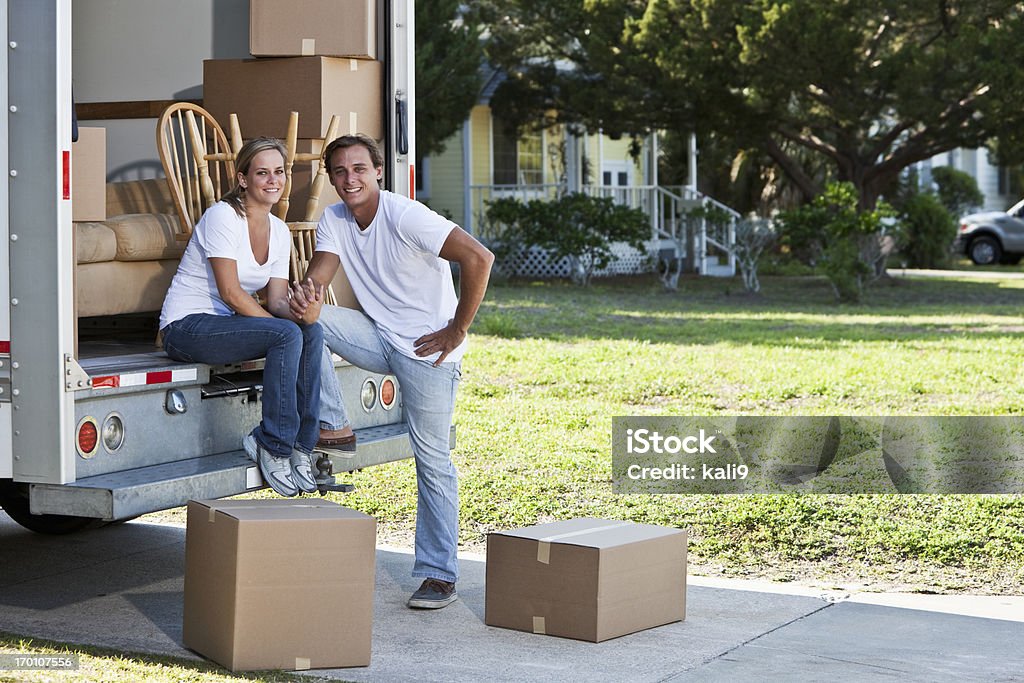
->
[499, 242, 656, 279]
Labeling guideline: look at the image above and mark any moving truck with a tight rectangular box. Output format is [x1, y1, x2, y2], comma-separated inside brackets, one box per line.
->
[0, 0, 422, 532]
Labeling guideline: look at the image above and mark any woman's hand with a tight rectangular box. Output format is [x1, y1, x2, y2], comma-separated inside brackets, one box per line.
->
[287, 278, 325, 323]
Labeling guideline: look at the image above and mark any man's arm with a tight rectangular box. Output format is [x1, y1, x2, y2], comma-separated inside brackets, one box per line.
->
[414, 227, 494, 366]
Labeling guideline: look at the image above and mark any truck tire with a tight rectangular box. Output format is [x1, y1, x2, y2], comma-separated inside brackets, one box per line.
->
[0, 480, 104, 534]
[968, 236, 1001, 266]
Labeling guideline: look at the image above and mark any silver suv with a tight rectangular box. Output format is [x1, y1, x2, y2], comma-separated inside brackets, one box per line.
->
[953, 198, 1024, 265]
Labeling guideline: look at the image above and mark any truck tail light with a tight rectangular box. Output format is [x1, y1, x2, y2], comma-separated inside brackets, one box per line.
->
[101, 413, 125, 453]
[381, 377, 396, 410]
[76, 417, 99, 458]
[360, 379, 378, 412]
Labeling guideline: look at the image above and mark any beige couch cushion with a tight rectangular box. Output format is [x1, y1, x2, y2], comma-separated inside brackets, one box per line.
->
[75, 222, 118, 264]
[76, 259, 179, 317]
[105, 213, 187, 261]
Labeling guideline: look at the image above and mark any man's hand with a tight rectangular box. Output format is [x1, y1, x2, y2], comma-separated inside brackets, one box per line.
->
[413, 319, 465, 367]
[289, 278, 324, 323]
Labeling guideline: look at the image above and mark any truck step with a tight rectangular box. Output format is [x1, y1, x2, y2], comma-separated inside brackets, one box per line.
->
[27, 423, 428, 521]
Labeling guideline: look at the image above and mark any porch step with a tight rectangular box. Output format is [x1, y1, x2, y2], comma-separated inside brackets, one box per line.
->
[27, 423, 432, 521]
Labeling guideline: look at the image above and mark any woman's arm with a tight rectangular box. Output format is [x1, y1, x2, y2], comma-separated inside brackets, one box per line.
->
[209, 257, 273, 318]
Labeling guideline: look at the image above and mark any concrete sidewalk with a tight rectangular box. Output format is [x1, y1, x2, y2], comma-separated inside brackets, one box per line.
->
[0, 514, 1022, 682]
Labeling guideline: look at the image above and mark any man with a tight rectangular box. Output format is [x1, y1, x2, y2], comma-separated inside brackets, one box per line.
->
[291, 134, 494, 609]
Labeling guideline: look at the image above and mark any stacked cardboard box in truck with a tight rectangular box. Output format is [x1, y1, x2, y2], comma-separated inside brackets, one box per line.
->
[250, 0, 376, 59]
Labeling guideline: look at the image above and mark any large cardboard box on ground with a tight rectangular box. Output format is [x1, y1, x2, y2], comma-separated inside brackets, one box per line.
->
[250, 0, 376, 59]
[183, 499, 376, 671]
[72, 127, 106, 221]
[485, 518, 687, 642]
[203, 57, 382, 140]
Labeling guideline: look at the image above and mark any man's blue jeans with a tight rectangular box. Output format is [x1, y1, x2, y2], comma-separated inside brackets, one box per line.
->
[162, 313, 323, 457]
[318, 305, 461, 583]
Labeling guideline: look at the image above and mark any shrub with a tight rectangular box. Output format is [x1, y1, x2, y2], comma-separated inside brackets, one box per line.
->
[730, 217, 777, 293]
[931, 166, 983, 219]
[484, 193, 650, 286]
[778, 182, 893, 303]
[898, 193, 957, 268]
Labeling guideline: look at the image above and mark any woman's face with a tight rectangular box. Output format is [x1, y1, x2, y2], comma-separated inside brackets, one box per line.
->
[239, 149, 286, 209]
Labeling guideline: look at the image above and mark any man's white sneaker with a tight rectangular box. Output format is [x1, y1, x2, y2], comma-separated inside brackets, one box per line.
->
[243, 432, 299, 497]
[290, 449, 319, 494]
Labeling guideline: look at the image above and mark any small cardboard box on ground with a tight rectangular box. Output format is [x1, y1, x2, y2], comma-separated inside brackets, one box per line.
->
[203, 57, 382, 140]
[183, 499, 375, 671]
[72, 127, 106, 221]
[250, 0, 376, 59]
[485, 518, 687, 642]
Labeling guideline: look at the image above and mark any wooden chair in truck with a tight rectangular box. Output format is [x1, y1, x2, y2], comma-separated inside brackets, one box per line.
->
[156, 102, 241, 240]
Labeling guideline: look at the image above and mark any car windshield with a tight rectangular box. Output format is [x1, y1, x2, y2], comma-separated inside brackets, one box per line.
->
[1009, 198, 1024, 217]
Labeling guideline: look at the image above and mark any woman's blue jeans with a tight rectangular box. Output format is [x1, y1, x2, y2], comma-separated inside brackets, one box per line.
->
[162, 313, 323, 457]
[318, 304, 461, 583]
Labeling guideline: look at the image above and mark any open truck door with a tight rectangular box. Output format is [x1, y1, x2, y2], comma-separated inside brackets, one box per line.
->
[0, 0, 427, 533]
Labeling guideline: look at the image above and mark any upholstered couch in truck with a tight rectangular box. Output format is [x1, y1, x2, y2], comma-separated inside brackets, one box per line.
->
[74, 179, 185, 318]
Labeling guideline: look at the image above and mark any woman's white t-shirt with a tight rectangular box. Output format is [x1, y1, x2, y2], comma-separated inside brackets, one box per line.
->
[315, 190, 462, 363]
[160, 201, 290, 329]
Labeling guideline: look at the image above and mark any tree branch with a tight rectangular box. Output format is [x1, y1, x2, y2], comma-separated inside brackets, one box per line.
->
[763, 137, 820, 202]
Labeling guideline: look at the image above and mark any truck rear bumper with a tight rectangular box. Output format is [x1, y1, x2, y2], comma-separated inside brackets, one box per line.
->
[27, 423, 449, 521]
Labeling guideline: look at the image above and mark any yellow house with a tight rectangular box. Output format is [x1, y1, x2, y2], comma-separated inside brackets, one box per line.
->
[419, 74, 738, 278]
[421, 107, 651, 233]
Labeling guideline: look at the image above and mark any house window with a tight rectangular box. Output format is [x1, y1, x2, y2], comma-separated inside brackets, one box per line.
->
[517, 132, 543, 184]
[998, 165, 1021, 197]
[493, 118, 543, 185]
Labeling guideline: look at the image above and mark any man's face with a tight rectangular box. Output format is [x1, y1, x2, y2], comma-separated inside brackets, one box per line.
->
[328, 145, 382, 215]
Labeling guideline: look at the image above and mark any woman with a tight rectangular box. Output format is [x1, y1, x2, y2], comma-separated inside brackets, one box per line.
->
[159, 137, 325, 497]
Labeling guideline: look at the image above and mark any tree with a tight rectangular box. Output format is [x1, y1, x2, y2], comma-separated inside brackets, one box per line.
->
[479, 1, 1024, 211]
[415, 1, 484, 159]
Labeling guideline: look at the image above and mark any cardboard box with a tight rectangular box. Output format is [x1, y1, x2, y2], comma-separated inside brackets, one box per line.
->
[203, 57, 383, 139]
[183, 499, 376, 671]
[250, 0, 376, 59]
[72, 127, 106, 221]
[284, 138, 342, 222]
[485, 518, 687, 642]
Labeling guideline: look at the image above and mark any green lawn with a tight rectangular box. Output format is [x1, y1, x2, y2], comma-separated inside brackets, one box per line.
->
[5, 271, 1022, 679]
[338, 271, 1024, 594]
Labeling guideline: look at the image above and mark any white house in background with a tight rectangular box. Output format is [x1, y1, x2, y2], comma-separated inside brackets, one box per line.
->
[917, 148, 1021, 213]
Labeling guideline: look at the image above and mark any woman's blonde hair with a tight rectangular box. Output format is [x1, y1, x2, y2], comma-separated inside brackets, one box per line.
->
[221, 137, 288, 217]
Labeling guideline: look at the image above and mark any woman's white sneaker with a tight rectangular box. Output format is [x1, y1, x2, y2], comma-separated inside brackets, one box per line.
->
[290, 449, 319, 494]
[243, 433, 299, 497]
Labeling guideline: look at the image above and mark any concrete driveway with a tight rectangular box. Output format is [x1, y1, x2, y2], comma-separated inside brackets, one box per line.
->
[1, 513, 1022, 682]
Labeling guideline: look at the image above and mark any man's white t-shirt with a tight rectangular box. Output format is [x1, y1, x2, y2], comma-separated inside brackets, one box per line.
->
[315, 190, 463, 363]
[160, 201, 290, 329]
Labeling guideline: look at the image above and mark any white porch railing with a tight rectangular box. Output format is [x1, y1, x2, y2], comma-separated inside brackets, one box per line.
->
[467, 183, 740, 277]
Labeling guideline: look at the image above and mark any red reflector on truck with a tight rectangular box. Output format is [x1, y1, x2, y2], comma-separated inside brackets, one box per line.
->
[381, 377, 396, 409]
[409, 165, 415, 200]
[91, 368, 198, 388]
[78, 420, 98, 456]
[0, 341, 9, 353]
[62, 151, 71, 200]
